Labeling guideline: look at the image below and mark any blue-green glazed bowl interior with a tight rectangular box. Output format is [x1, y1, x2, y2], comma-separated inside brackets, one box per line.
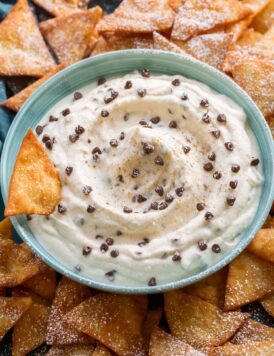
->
[1, 50, 273, 293]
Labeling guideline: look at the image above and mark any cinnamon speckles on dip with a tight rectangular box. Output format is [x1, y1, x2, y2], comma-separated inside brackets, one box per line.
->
[27, 71, 263, 287]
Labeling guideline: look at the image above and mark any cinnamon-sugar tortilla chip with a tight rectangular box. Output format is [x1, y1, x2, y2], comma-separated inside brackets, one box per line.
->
[171, 0, 252, 41]
[12, 302, 51, 356]
[12, 287, 51, 307]
[0, 237, 46, 288]
[0, 296, 32, 341]
[230, 319, 274, 344]
[149, 327, 206, 356]
[47, 344, 95, 356]
[183, 267, 228, 308]
[5, 129, 61, 216]
[1, 65, 64, 112]
[175, 32, 233, 69]
[252, 0, 274, 33]
[224, 251, 274, 311]
[0, 218, 12, 240]
[23, 265, 57, 300]
[247, 229, 274, 263]
[153, 32, 186, 54]
[208, 340, 274, 355]
[164, 290, 249, 348]
[231, 59, 274, 118]
[40, 7, 103, 65]
[46, 277, 93, 345]
[97, 0, 175, 34]
[0, 0, 56, 77]
[143, 308, 163, 352]
[32, 0, 80, 17]
[64, 294, 148, 355]
[93, 344, 112, 356]
[91, 36, 113, 56]
[261, 294, 274, 317]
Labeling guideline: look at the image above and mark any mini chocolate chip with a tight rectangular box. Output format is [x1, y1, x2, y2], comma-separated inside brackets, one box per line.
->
[196, 203, 205, 211]
[150, 116, 160, 124]
[110, 250, 119, 258]
[159, 202, 168, 210]
[169, 120, 177, 128]
[225, 142, 234, 151]
[143, 142, 154, 154]
[148, 277, 157, 286]
[183, 146, 191, 154]
[83, 185, 92, 195]
[58, 204, 66, 214]
[26, 215, 32, 221]
[204, 162, 214, 171]
[137, 89, 147, 97]
[217, 113, 227, 123]
[230, 180, 238, 189]
[62, 108, 70, 116]
[231, 164, 240, 173]
[227, 197, 236, 206]
[117, 230, 123, 236]
[181, 93, 188, 100]
[117, 174, 124, 183]
[42, 134, 51, 143]
[110, 139, 118, 147]
[139, 120, 147, 126]
[175, 187, 184, 197]
[140, 68, 150, 78]
[172, 252, 181, 261]
[251, 158, 260, 166]
[75, 264, 81, 271]
[155, 185, 164, 196]
[137, 194, 147, 203]
[208, 152, 216, 161]
[97, 77, 106, 85]
[45, 140, 53, 150]
[143, 238, 150, 244]
[75, 125, 85, 135]
[69, 134, 79, 143]
[212, 244, 221, 253]
[66, 166, 73, 176]
[92, 147, 102, 155]
[35, 125, 43, 135]
[200, 98, 209, 108]
[150, 202, 159, 210]
[49, 115, 58, 122]
[131, 168, 140, 178]
[82, 246, 92, 255]
[87, 205, 95, 213]
[198, 240, 207, 251]
[74, 92, 83, 100]
[125, 80, 132, 89]
[123, 206, 133, 213]
[100, 243, 109, 253]
[211, 130, 221, 139]
[172, 78, 180, 86]
[205, 211, 214, 220]
[104, 89, 119, 104]
[202, 113, 211, 123]
[165, 194, 174, 203]
[154, 156, 164, 166]
[101, 110, 109, 117]
[106, 237, 114, 246]
[213, 171, 222, 180]
[119, 131, 125, 140]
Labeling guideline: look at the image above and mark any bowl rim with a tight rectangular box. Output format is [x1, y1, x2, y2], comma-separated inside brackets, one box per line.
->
[1, 49, 274, 294]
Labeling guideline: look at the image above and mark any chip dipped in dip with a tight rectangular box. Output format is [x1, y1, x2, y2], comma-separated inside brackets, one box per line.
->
[28, 71, 263, 287]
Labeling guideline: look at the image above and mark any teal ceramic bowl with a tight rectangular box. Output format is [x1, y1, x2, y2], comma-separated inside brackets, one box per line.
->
[1, 50, 274, 294]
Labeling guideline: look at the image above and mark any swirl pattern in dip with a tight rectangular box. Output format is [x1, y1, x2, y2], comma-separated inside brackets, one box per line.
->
[28, 71, 263, 287]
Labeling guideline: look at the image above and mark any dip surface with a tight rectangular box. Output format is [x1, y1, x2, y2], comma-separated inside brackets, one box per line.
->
[28, 71, 263, 287]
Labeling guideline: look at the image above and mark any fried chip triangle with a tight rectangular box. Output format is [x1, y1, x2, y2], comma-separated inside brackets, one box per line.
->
[252, 0, 274, 33]
[143, 308, 163, 352]
[164, 290, 249, 348]
[224, 251, 274, 310]
[97, 0, 175, 34]
[231, 318, 274, 344]
[153, 32, 186, 54]
[261, 294, 274, 317]
[1, 66, 64, 112]
[12, 302, 50, 355]
[5, 129, 61, 216]
[0, 218, 12, 240]
[209, 340, 274, 355]
[47, 344, 95, 356]
[32, 0, 81, 17]
[46, 277, 94, 345]
[149, 327, 205, 356]
[171, 0, 252, 41]
[40, 7, 103, 65]
[247, 228, 274, 263]
[64, 293, 148, 355]
[0, 296, 32, 341]
[0, 0, 56, 77]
